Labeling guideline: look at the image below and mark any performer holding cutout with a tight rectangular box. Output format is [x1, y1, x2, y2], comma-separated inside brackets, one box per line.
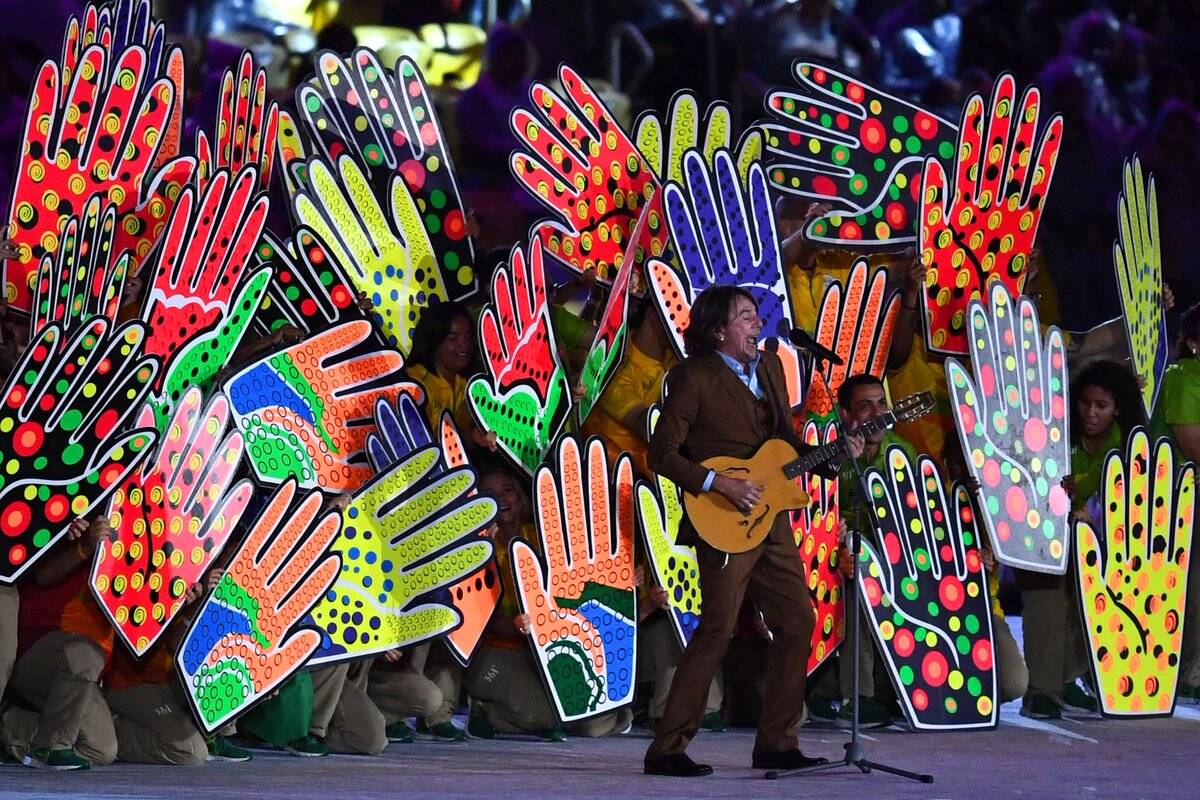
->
[642, 286, 865, 777]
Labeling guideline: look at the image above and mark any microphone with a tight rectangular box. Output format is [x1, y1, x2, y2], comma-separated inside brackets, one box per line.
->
[783, 325, 844, 366]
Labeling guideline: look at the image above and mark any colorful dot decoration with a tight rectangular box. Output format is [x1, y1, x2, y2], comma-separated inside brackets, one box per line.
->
[763, 61, 956, 249]
[295, 48, 476, 300]
[511, 65, 668, 285]
[859, 447, 997, 730]
[1075, 429, 1195, 717]
[7, 43, 181, 314]
[207, 51, 277, 188]
[308, 445, 497, 665]
[1112, 157, 1166, 419]
[251, 228, 352, 337]
[177, 483, 339, 732]
[91, 388, 249, 656]
[467, 242, 572, 475]
[792, 419, 845, 674]
[636, 405, 702, 647]
[224, 320, 417, 493]
[662, 150, 792, 343]
[1, 318, 156, 584]
[517, 437, 637, 721]
[803, 259, 900, 420]
[919, 74, 1062, 356]
[946, 282, 1070, 574]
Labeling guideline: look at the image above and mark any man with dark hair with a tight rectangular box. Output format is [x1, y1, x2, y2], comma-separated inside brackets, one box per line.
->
[827, 373, 919, 729]
[643, 287, 863, 777]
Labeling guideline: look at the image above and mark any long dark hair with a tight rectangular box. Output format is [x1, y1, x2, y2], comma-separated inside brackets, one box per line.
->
[408, 301, 472, 374]
[1069, 359, 1146, 445]
[683, 286, 756, 357]
[1178, 302, 1200, 359]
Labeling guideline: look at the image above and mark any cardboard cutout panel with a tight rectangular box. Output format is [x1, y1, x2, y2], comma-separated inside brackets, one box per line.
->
[196, 51, 278, 192]
[176, 481, 340, 734]
[307, 441, 496, 667]
[804, 259, 899, 419]
[139, 166, 271, 427]
[466, 240, 573, 474]
[513, 436, 637, 722]
[635, 91, 763, 189]
[295, 49, 475, 300]
[859, 446, 998, 730]
[31, 196, 129, 336]
[91, 387, 252, 656]
[946, 282, 1071, 574]
[290, 153, 445, 355]
[510, 64, 668, 284]
[920, 74, 1063, 355]
[6, 13, 192, 313]
[636, 406, 701, 648]
[251, 227, 357, 337]
[1075, 429, 1195, 718]
[361, 397, 500, 666]
[1113, 157, 1168, 419]
[1, 319, 158, 584]
[222, 320, 422, 493]
[764, 61, 957, 249]
[792, 419, 844, 673]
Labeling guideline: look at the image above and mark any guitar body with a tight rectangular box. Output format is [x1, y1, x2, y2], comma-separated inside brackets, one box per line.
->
[683, 439, 811, 554]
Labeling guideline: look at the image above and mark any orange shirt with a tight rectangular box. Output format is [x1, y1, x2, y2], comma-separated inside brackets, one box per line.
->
[18, 561, 114, 663]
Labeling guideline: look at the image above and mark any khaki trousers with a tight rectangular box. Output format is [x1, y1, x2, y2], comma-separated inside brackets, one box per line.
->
[407, 641, 464, 726]
[5, 631, 116, 762]
[105, 683, 206, 765]
[1018, 570, 1088, 701]
[637, 614, 722, 721]
[367, 659, 444, 725]
[464, 646, 631, 737]
[309, 662, 387, 755]
[0, 586, 16, 702]
[838, 608, 878, 701]
[993, 613, 1029, 703]
[647, 529, 815, 757]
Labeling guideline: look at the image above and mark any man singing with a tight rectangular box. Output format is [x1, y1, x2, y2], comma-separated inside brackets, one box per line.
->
[643, 286, 863, 777]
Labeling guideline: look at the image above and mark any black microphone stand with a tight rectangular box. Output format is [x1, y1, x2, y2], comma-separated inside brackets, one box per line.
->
[765, 348, 932, 784]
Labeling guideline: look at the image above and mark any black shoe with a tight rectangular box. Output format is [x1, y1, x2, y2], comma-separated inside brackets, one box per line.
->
[752, 749, 830, 771]
[644, 753, 714, 777]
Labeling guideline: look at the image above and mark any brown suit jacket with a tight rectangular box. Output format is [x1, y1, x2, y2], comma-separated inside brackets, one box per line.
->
[648, 349, 832, 546]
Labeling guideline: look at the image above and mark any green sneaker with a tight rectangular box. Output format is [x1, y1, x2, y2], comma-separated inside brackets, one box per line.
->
[21, 747, 90, 771]
[385, 721, 414, 744]
[417, 720, 467, 741]
[837, 696, 892, 729]
[700, 710, 726, 732]
[467, 702, 496, 740]
[1062, 682, 1098, 713]
[805, 696, 838, 725]
[539, 725, 567, 742]
[285, 734, 329, 757]
[1020, 693, 1062, 720]
[205, 735, 252, 763]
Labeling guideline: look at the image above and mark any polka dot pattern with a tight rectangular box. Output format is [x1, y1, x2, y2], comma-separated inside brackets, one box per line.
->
[466, 241, 572, 475]
[576, 224, 636, 424]
[859, 447, 997, 730]
[763, 62, 957, 249]
[510, 65, 669, 285]
[91, 386, 251, 656]
[195, 51, 277, 193]
[1112, 157, 1167, 418]
[946, 282, 1071, 574]
[1074, 429, 1195, 717]
[223, 320, 421, 493]
[6, 42, 185, 313]
[0, 318, 157, 584]
[513, 437, 636, 721]
[636, 406, 702, 646]
[295, 48, 476, 300]
[250, 228, 354, 337]
[176, 481, 341, 732]
[791, 419, 844, 673]
[307, 444, 497, 666]
[918, 74, 1062, 356]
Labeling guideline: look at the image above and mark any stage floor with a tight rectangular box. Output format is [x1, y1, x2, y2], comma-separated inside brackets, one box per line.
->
[3, 701, 1198, 800]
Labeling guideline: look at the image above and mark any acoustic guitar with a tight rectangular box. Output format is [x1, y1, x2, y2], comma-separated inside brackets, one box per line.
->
[683, 392, 935, 553]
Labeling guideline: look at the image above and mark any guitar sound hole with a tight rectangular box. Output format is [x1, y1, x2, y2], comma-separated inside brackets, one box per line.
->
[746, 505, 771, 537]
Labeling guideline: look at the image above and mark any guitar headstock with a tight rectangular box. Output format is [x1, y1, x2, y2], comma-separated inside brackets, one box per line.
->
[892, 391, 935, 423]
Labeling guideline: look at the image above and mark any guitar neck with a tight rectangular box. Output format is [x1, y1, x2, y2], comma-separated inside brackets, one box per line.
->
[782, 411, 897, 479]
